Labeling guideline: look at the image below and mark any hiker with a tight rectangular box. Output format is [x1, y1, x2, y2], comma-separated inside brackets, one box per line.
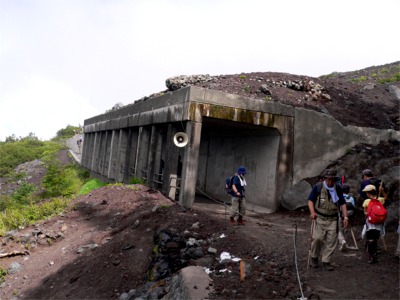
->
[307, 169, 349, 271]
[361, 184, 388, 264]
[229, 166, 247, 225]
[359, 169, 385, 201]
[338, 184, 355, 251]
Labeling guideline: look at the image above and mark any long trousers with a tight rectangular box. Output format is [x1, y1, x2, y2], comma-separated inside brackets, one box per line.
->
[230, 196, 246, 218]
[311, 217, 338, 263]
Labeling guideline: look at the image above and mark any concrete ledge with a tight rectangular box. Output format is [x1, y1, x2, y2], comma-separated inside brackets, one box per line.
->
[68, 150, 81, 165]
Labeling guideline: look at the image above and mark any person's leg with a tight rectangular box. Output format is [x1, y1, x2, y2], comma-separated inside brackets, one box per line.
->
[366, 229, 380, 263]
[230, 197, 239, 223]
[338, 218, 347, 251]
[321, 219, 338, 262]
[237, 198, 246, 224]
[310, 219, 325, 262]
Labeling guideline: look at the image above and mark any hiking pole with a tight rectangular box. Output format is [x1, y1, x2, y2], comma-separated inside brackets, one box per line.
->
[307, 220, 315, 270]
[377, 180, 387, 251]
[350, 225, 359, 250]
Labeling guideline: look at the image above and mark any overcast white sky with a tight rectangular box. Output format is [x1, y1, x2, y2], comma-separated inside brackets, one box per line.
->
[1, 0, 399, 141]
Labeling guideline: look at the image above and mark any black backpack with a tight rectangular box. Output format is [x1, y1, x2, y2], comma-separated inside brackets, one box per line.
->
[224, 176, 235, 194]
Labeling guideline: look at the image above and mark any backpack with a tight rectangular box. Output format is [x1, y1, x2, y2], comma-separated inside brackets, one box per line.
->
[224, 176, 234, 194]
[366, 199, 387, 224]
[344, 195, 355, 217]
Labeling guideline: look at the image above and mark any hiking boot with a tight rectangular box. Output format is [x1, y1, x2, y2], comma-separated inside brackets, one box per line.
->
[323, 262, 333, 271]
[237, 217, 245, 225]
[230, 217, 236, 224]
[368, 255, 378, 264]
[311, 257, 318, 268]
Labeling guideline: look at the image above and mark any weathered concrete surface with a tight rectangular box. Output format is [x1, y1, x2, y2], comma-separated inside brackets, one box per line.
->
[82, 86, 400, 212]
[293, 108, 399, 183]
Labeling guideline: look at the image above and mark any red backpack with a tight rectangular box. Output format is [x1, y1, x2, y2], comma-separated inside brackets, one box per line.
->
[366, 199, 387, 224]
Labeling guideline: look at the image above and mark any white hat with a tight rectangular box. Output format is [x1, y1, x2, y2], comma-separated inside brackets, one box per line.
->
[362, 184, 376, 192]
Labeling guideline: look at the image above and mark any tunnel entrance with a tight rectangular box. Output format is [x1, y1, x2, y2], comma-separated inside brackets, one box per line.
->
[196, 117, 281, 209]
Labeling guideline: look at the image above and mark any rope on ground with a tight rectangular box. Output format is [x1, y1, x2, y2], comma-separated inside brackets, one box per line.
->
[292, 224, 307, 300]
[195, 186, 267, 219]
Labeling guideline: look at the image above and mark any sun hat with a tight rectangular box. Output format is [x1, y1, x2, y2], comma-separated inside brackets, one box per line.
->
[237, 166, 247, 175]
[362, 184, 376, 192]
[323, 169, 337, 178]
[362, 169, 373, 177]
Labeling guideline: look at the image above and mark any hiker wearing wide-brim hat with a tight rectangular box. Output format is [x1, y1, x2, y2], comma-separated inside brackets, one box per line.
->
[361, 184, 388, 264]
[307, 169, 349, 271]
[229, 166, 247, 225]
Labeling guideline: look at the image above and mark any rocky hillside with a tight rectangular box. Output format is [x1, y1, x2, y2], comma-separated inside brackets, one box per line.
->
[156, 61, 400, 130]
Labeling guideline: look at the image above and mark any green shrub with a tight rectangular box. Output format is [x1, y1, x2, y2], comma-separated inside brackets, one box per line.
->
[0, 267, 6, 284]
[54, 125, 81, 140]
[130, 177, 146, 184]
[11, 182, 36, 205]
[0, 138, 62, 177]
[0, 197, 69, 236]
[79, 178, 107, 195]
[42, 163, 82, 197]
[378, 72, 400, 83]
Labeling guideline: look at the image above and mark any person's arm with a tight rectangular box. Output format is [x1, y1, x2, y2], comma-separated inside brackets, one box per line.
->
[308, 200, 317, 220]
[379, 186, 388, 201]
[231, 176, 241, 197]
[341, 204, 349, 228]
[336, 185, 349, 228]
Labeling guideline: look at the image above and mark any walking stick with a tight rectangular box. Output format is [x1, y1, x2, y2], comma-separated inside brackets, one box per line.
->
[377, 180, 387, 251]
[307, 220, 315, 270]
[350, 225, 359, 250]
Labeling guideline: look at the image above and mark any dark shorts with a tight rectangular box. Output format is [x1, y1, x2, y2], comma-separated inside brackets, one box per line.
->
[366, 229, 380, 240]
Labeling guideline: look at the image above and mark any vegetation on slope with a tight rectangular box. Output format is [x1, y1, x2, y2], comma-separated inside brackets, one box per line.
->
[0, 126, 101, 236]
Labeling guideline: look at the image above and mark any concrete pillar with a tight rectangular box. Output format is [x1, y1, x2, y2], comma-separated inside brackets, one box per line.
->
[107, 130, 118, 180]
[116, 129, 128, 182]
[146, 126, 157, 188]
[163, 124, 180, 196]
[123, 128, 133, 183]
[136, 126, 151, 182]
[128, 128, 140, 179]
[153, 126, 166, 189]
[84, 133, 94, 170]
[90, 132, 99, 172]
[179, 121, 202, 208]
[102, 131, 111, 177]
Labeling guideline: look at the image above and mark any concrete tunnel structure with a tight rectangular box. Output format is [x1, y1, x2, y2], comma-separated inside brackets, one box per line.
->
[81, 86, 398, 212]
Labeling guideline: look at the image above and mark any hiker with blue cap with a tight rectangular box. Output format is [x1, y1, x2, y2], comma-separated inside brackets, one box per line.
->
[229, 166, 247, 225]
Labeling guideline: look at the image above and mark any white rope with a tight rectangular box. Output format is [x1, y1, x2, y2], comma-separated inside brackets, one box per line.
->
[292, 224, 307, 300]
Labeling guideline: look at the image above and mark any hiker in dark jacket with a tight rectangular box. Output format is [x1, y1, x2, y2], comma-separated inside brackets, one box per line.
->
[230, 166, 247, 225]
[307, 169, 349, 271]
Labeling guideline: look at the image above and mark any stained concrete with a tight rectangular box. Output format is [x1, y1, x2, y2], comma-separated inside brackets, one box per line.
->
[81, 86, 399, 212]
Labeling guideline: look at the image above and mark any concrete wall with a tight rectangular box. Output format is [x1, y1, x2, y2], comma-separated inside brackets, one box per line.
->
[293, 108, 400, 183]
[82, 86, 399, 212]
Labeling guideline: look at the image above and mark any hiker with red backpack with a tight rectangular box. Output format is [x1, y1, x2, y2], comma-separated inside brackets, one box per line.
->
[361, 184, 388, 264]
